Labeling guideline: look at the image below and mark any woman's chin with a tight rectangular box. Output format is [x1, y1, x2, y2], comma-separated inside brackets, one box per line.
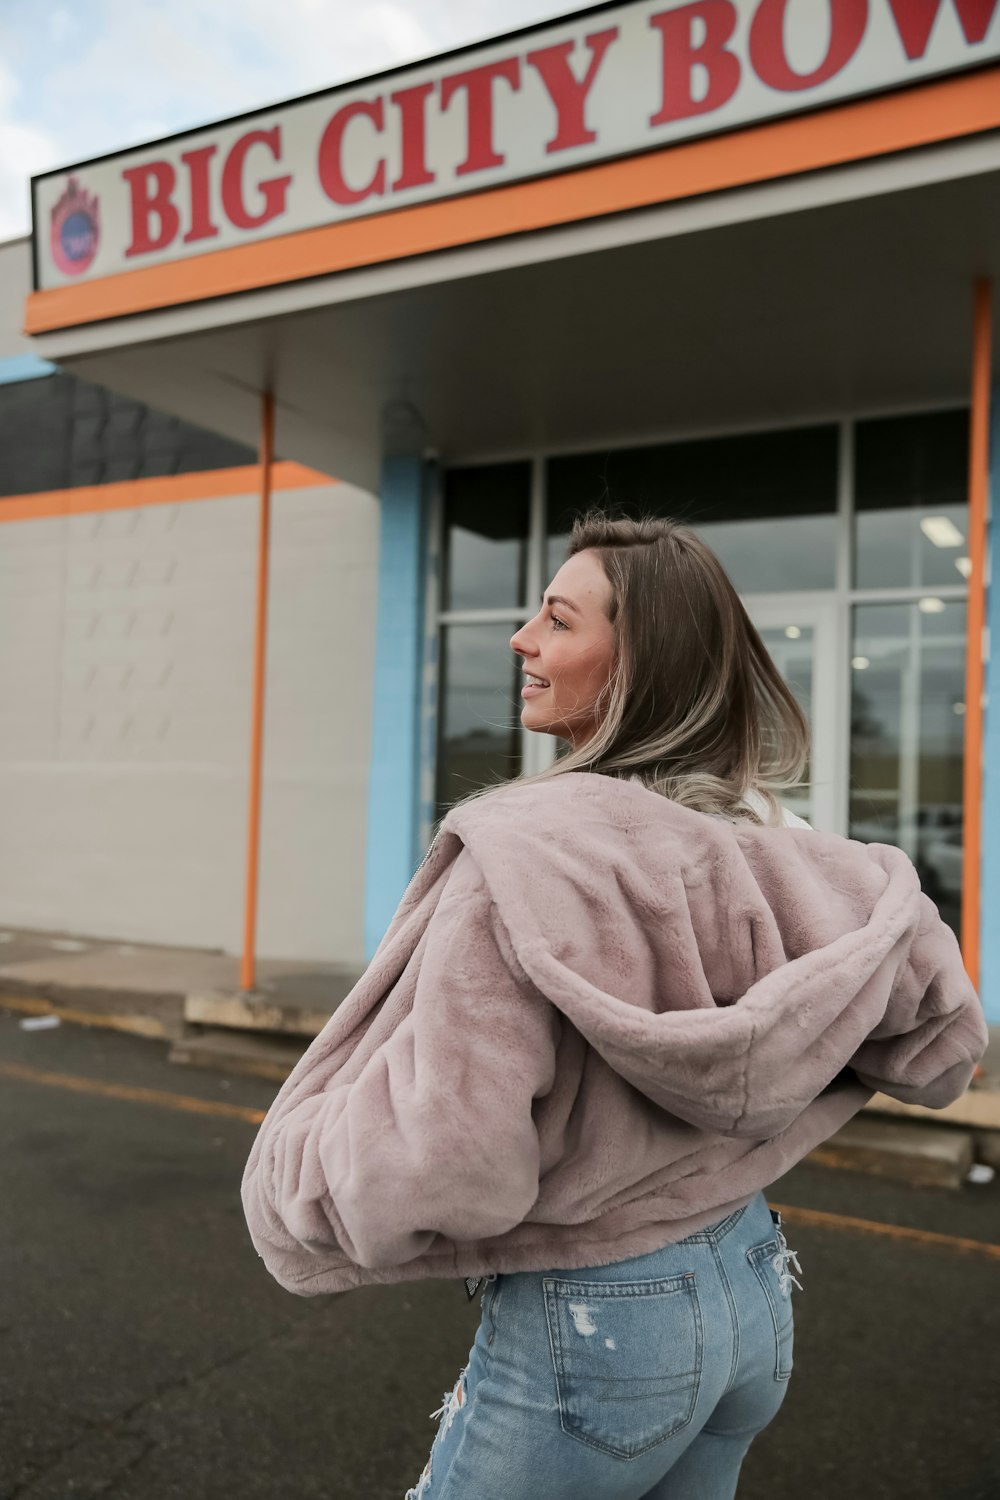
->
[520, 704, 572, 741]
[520, 703, 553, 730]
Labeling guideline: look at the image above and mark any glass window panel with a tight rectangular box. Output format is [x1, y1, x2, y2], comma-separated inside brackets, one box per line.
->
[754, 623, 814, 825]
[848, 599, 966, 940]
[442, 463, 531, 612]
[546, 426, 838, 591]
[854, 410, 969, 589]
[435, 622, 523, 818]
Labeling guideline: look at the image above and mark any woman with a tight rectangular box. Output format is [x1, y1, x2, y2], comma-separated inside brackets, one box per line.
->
[242, 511, 987, 1500]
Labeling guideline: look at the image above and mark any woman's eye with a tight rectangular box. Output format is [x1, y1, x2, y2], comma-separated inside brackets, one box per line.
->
[551, 615, 567, 630]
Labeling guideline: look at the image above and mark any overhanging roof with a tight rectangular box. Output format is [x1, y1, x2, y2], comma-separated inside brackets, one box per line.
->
[26, 132, 1000, 490]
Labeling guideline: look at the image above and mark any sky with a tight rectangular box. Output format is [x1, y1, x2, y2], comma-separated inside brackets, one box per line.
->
[0, 0, 585, 240]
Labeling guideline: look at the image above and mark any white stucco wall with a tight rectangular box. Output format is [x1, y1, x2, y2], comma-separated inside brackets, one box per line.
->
[0, 479, 379, 963]
[0, 237, 36, 361]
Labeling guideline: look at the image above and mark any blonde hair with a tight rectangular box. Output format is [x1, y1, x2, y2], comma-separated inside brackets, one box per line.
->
[448, 507, 811, 828]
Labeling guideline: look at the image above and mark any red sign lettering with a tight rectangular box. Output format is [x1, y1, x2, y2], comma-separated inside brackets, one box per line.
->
[749, 0, 867, 91]
[526, 28, 619, 153]
[649, 2, 740, 125]
[221, 128, 291, 228]
[391, 82, 436, 191]
[318, 99, 387, 205]
[885, 0, 998, 59]
[180, 145, 218, 244]
[440, 57, 521, 175]
[123, 161, 179, 257]
[97, 0, 1000, 278]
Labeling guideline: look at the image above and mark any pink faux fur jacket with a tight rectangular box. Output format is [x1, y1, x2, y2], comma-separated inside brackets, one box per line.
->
[241, 772, 987, 1297]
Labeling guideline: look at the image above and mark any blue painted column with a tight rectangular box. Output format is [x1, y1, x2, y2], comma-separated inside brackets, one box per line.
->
[364, 453, 430, 961]
[982, 387, 1000, 1024]
[0, 354, 56, 385]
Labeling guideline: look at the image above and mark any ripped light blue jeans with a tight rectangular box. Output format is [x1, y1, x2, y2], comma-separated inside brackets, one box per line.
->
[405, 1191, 802, 1500]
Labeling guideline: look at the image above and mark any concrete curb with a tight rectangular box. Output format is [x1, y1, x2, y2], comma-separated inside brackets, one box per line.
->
[184, 989, 331, 1039]
[807, 1116, 976, 1190]
[168, 1029, 310, 1083]
[863, 1087, 1000, 1132]
[0, 986, 185, 1040]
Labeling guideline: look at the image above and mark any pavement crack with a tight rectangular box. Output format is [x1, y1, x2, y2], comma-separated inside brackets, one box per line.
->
[115, 1318, 302, 1428]
[98, 1437, 158, 1498]
[8, 1322, 296, 1498]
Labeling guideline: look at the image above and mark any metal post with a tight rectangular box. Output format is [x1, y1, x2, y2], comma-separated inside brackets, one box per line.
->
[241, 391, 274, 991]
[962, 281, 992, 989]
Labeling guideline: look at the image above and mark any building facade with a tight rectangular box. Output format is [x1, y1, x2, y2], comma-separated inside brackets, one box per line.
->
[8, 0, 1000, 1017]
[0, 240, 379, 965]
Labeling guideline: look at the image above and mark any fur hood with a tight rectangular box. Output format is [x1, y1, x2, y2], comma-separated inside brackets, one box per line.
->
[242, 773, 987, 1296]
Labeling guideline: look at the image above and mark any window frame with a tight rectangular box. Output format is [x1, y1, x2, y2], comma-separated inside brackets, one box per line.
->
[424, 401, 971, 846]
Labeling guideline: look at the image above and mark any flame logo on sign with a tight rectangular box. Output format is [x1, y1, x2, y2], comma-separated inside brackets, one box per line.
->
[50, 177, 100, 276]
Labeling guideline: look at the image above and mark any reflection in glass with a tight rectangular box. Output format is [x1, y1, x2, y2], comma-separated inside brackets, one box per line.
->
[546, 426, 838, 591]
[849, 600, 966, 940]
[435, 623, 523, 818]
[442, 463, 531, 612]
[755, 624, 813, 824]
[854, 410, 969, 589]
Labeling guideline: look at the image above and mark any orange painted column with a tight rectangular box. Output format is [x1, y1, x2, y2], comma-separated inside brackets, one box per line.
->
[241, 392, 275, 991]
[962, 280, 991, 991]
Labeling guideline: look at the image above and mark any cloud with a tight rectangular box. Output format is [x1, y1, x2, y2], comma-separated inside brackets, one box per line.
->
[0, 57, 62, 239]
[0, 0, 584, 237]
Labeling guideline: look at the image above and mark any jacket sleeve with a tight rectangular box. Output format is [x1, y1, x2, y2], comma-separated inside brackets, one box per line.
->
[849, 889, 988, 1107]
[245, 848, 559, 1278]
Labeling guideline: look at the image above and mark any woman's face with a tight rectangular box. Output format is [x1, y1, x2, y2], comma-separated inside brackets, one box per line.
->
[510, 549, 616, 748]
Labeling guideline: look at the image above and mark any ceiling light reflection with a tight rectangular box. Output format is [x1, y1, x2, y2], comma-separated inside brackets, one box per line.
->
[920, 516, 964, 548]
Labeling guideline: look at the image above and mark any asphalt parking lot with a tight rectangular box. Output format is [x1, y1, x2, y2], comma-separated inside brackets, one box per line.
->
[2, 1010, 998, 1500]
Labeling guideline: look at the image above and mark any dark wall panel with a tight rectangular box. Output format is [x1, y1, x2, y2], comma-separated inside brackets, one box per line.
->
[0, 373, 256, 499]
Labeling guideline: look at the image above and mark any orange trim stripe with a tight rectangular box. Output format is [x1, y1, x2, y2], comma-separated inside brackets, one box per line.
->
[962, 279, 991, 993]
[0, 460, 335, 524]
[771, 1203, 1000, 1261]
[24, 67, 1000, 335]
[0, 1061, 267, 1126]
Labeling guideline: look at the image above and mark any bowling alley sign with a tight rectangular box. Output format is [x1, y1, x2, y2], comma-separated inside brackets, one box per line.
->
[31, 0, 1000, 290]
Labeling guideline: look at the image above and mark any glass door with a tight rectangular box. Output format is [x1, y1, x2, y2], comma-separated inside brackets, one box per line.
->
[742, 594, 842, 832]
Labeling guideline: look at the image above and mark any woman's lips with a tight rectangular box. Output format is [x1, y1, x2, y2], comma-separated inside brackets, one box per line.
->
[522, 681, 549, 698]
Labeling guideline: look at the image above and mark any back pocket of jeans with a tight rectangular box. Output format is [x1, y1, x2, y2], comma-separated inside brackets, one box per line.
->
[748, 1240, 794, 1381]
[542, 1271, 702, 1460]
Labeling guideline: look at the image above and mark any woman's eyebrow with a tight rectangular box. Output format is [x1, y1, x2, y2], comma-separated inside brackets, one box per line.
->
[541, 593, 580, 614]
